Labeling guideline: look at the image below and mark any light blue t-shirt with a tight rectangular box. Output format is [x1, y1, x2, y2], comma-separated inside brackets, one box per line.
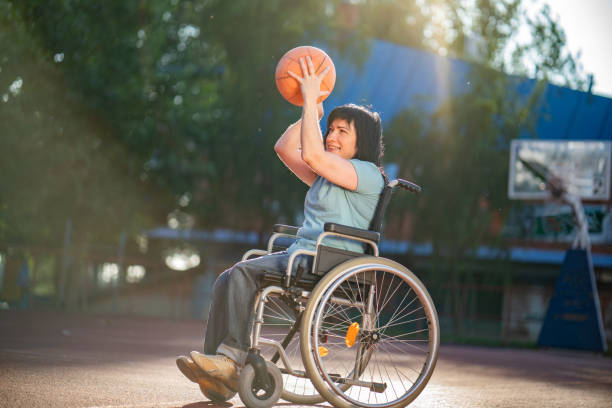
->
[287, 159, 384, 254]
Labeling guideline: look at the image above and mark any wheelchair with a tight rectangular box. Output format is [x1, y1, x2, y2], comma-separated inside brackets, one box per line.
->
[235, 179, 439, 408]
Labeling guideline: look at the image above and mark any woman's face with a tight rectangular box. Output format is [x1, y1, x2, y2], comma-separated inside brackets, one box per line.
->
[325, 118, 358, 160]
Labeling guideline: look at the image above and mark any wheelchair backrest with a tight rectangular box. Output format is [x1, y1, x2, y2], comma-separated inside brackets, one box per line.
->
[368, 178, 422, 235]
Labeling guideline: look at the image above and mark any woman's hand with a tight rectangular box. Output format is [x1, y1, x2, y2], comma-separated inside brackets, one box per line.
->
[288, 56, 331, 107]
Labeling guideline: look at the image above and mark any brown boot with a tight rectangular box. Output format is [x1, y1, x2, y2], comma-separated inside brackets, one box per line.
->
[176, 355, 235, 402]
[197, 376, 236, 403]
[176, 355, 199, 383]
[190, 351, 239, 392]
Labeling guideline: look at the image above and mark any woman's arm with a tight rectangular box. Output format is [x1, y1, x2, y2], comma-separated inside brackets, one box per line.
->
[274, 102, 325, 186]
[290, 57, 359, 191]
[274, 117, 318, 186]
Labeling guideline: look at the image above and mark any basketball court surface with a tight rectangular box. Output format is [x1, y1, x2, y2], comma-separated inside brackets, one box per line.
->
[1, 310, 611, 408]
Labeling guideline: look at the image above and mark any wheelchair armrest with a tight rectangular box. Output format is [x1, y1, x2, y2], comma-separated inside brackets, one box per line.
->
[324, 223, 380, 244]
[273, 224, 299, 236]
[267, 225, 299, 253]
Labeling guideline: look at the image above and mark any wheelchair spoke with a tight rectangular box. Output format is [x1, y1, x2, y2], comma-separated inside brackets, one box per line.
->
[380, 287, 417, 329]
[382, 327, 429, 339]
[379, 305, 425, 334]
[376, 273, 401, 317]
[321, 314, 355, 331]
[323, 302, 353, 324]
[379, 338, 429, 356]
[379, 314, 428, 330]
[266, 297, 295, 320]
[374, 344, 400, 401]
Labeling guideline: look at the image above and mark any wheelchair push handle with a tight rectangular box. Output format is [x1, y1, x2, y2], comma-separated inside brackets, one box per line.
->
[390, 178, 421, 193]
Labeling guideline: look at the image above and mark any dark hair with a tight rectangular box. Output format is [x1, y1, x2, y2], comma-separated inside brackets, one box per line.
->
[324, 104, 387, 180]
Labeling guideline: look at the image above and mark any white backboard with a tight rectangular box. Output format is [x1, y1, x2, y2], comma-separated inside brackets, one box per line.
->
[508, 139, 611, 200]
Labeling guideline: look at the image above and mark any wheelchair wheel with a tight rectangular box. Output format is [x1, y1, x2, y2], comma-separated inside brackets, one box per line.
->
[258, 292, 325, 404]
[238, 361, 283, 408]
[300, 257, 439, 408]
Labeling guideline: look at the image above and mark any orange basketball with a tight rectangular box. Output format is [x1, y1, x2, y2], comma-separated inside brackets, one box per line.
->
[275, 46, 336, 106]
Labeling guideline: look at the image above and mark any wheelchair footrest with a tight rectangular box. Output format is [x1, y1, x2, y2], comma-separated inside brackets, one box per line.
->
[329, 374, 387, 393]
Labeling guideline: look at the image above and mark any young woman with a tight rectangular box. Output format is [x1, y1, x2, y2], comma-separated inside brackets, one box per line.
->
[177, 56, 386, 401]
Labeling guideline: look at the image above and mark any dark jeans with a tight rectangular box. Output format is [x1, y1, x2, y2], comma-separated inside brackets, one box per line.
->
[203, 251, 313, 365]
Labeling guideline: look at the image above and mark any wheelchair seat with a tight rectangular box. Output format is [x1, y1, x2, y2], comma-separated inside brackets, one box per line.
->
[260, 178, 420, 285]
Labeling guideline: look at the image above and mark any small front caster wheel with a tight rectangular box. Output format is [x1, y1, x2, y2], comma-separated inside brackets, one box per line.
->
[238, 361, 283, 408]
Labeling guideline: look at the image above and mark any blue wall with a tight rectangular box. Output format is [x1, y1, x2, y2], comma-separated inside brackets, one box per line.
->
[324, 39, 612, 142]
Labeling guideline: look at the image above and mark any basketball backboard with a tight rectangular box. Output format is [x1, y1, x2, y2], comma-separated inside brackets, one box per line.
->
[508, 140, 611, 201]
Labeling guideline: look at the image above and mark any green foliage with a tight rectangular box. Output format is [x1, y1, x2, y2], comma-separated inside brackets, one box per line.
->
[520, 4, 586, 89]
[0, 0, 587, 263]
[356, 0, 430, 50]
[0, 1, 167, 246]
[185, 0, 340, 228]
[0, 0, 343, 247]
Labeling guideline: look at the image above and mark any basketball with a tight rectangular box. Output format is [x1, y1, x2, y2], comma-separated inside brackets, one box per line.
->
[275, 46, 336, 106]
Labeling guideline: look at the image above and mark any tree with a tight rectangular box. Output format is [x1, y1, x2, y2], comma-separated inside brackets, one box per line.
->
[1, 0, 345, 249]
[1, 1, 179, 249]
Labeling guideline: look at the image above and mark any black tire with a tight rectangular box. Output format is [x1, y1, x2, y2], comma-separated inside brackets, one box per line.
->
[238, 361, 283, 408]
